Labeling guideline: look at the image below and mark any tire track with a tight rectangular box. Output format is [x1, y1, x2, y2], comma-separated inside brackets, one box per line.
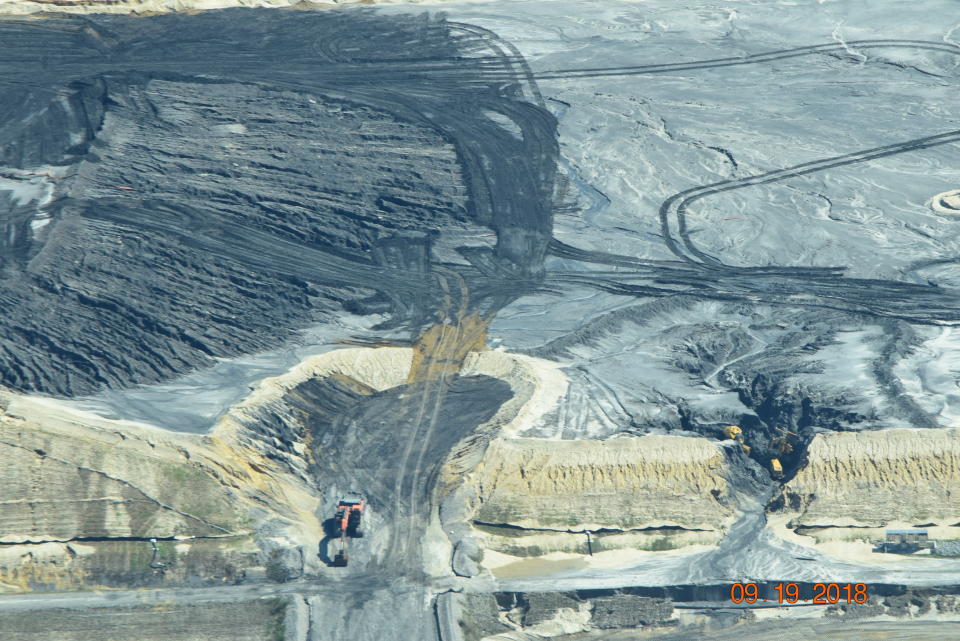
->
[533, 40, 960, 80]
[660, 129, 960, 270]
[536, 39, 960, 325]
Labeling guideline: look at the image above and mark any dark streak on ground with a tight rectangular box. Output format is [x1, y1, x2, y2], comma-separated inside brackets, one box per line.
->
[538, 41, 960, 324]
[254, 373, 511, 566]
[2, 12, 960, 640]
[0, 9, 558, 397]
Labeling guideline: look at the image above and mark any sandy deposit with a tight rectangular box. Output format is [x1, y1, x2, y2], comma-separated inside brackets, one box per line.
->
[438, 349, 569, 497]
[0, 343, 566, 590]
[221, 346, 561, 432]
[484, 523, 719, 553]
[462, 350, 569, 440]
[0, 392, 244, 541]
[469, 435, 734, 533]
[0, 390, 289, 590]
[768, 513, 960, 567]
[228, 347, 413, 414]
[774, 428, 960, 528]
[484, 545, 714, 580]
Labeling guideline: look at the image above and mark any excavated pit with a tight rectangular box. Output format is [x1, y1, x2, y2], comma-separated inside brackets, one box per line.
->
[2, 3, 960, 640]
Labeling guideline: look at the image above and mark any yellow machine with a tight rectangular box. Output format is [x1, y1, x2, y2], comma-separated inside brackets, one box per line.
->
[722, 425, 750, 454]
[769, 427, 797, 480]
[770, 458, 783, 478]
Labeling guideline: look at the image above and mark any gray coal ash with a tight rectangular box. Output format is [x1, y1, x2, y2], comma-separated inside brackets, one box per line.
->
[1, 3, 959, 479]
[0, 10, 559, 397]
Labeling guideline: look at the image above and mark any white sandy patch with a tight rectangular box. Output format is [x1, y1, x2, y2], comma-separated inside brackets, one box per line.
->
[229, 347, 412, 417]
[463, 349, 568, 439]
[768, 514, 960, 566]
[422, 510, 456, 580]
[526, 601, 592, 637]
[66, 543, 98, 557]
[894, 327, 960, 425]
[484, 545, 713, 580]
[0, 542, 63, 562]
[931, 189, 960, 213]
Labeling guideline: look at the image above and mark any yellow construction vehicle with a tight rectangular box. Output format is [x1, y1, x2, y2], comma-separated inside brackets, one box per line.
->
[722, 425, 750, 454]
[769, 427, 797, 479]
[770, 458, 783, 478]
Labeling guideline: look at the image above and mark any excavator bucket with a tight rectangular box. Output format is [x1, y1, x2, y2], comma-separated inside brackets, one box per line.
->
[332, 550, 348, 567]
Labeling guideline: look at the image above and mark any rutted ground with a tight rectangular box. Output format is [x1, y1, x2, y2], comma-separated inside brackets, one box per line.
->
[0, 341, 569, 640]
[2, 2, 960, 640]
[0, 10, 558, 398]
[6, 332, 960, 636]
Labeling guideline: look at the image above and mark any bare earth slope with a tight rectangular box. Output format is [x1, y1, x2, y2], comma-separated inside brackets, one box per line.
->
[776, 428, 960, 527]
[472, 436, 733, 532]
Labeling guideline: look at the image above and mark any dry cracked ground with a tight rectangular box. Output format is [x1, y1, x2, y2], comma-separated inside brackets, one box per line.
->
[1, 1, 960, 640]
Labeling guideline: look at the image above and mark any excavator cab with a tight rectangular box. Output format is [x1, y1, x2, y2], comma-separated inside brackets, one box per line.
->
[333, 498, 365, 538]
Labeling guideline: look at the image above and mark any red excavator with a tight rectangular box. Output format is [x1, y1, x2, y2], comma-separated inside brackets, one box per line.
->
[331, 497, 365, 567]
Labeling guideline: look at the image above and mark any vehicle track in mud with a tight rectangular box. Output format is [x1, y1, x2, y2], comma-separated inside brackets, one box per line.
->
[538, 40, 960, 327]
[534, 40, 960, 81]
[0, 13, 554, 638]
[0, 10, 559, 396]
[524, 37, 960, 490]
[386, 273, 468, 571]
[3, 9, 960, 639]
[245, 356, 512, 639]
